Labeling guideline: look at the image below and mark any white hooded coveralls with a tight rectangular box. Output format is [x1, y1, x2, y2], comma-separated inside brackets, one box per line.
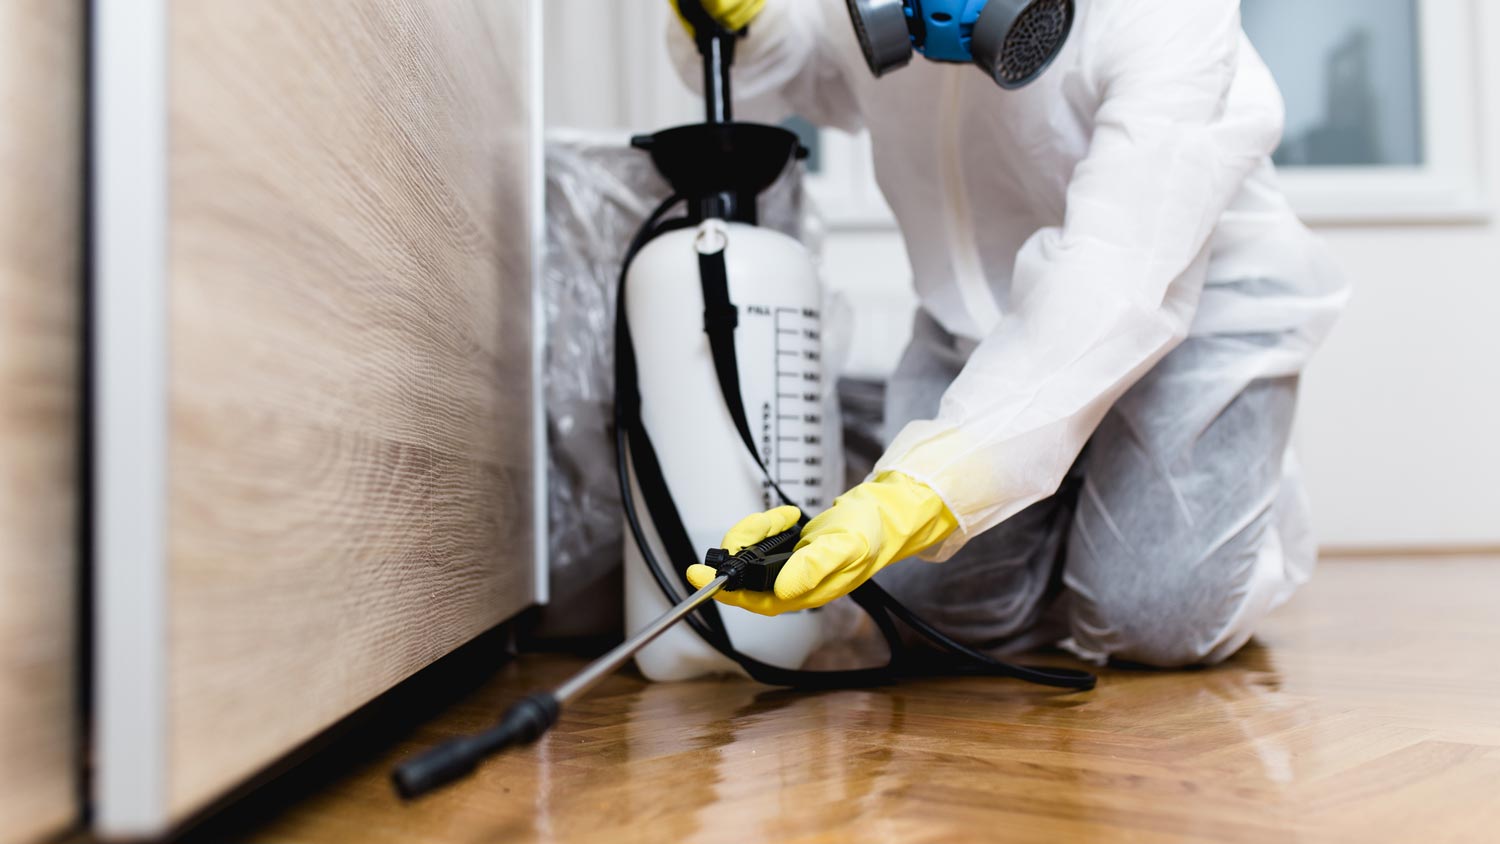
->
[670, 0, 1348, 665]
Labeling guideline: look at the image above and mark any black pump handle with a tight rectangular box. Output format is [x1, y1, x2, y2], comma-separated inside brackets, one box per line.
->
[676, 0, 739, 124]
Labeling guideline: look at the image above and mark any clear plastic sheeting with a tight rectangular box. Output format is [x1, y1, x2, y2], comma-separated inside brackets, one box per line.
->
[538, 130, 811, 637]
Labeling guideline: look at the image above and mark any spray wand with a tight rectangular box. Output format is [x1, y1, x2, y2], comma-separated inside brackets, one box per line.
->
[391, 526, 800, 799]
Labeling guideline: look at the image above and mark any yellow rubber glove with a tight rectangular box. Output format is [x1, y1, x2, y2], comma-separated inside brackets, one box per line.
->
[686, 471, 959, 616]
[670, 0, 766, 35]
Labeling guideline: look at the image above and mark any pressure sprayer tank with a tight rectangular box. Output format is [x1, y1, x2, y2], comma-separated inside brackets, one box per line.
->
[622, 124, 843, 681]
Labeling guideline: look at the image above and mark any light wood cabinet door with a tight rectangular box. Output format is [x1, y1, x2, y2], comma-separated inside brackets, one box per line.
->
[94, 0, 542, 835]
[0, 2, 82, 842]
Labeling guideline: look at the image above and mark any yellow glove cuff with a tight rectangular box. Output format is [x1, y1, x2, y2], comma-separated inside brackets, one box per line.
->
[671, 0, 767, 35]
[861, 471, 960, 565]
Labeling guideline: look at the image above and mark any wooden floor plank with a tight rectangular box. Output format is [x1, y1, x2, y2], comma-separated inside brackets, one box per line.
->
[220, 557, 1500, 843]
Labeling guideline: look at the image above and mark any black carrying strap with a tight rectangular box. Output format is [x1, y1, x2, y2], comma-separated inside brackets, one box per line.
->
[613, 201, 718, 619]
[615, 199, 1094, 692]
[698, 244, 802, 510]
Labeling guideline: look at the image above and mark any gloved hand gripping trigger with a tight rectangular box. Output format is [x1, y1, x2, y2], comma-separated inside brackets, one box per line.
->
[704, 525, 802, 592]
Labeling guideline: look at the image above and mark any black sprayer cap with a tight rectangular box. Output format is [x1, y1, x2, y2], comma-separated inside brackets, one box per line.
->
[632, 124, 806, 224]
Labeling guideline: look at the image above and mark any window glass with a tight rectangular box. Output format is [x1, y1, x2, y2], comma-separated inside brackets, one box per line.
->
[1242, 0, 1424, 167]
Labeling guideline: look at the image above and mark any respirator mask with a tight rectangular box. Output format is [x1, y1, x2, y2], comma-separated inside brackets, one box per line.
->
[845, 0, 1074, 89]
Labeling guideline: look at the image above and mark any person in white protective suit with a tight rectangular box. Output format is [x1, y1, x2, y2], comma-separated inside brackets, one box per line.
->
[672, 0, 1349, 667]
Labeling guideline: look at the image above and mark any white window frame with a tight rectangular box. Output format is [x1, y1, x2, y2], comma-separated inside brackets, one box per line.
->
[1275, 0, 1487, 223]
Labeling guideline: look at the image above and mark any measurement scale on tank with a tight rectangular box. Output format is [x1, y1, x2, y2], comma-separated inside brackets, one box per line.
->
[761, 304, 825, 512]
[735, 302, 827, 512]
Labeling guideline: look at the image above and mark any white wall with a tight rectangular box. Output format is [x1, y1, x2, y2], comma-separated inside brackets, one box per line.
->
[1296, 72, 1500, 549]
[543, 0, 697, 132]
[546, 0, 1500, 549]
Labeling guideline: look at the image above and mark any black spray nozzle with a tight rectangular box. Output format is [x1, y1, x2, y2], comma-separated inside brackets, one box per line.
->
[392, 692, 559, 800]
[707, 525, 803, 592]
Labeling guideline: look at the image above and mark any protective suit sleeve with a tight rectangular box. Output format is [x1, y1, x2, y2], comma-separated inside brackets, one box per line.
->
[875, 0, 1286, 560]
[666, 0, 864, 132]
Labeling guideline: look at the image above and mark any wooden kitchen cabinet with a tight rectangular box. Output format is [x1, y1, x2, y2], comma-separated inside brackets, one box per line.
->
[93, 0, 543, 835]
[0, 2, 83, 842]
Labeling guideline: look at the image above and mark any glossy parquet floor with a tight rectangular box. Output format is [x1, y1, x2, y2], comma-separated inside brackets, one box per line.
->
[226, 557, 1500, 843]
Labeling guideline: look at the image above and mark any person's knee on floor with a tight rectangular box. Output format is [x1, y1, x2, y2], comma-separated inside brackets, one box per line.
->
[1053, 356, 1304, 668]
[1064, 503, 1283, 668]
